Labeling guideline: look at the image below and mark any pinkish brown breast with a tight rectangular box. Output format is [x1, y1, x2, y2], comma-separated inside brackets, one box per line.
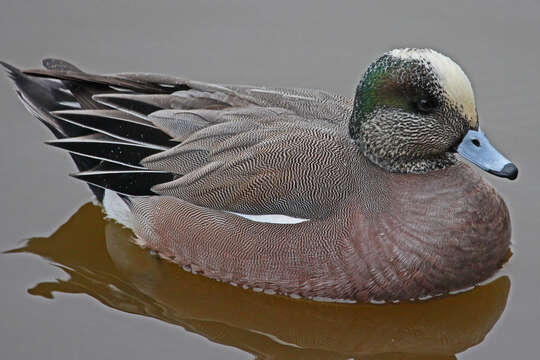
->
[344, 162, 511, 301]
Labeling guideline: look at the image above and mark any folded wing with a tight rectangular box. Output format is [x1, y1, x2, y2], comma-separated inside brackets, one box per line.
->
[4, 59, 355, 218]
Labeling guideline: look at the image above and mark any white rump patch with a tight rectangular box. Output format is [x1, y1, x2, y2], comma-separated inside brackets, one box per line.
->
[388, 48, 477, 127]
[226, 211, 310, 224]
[102, 190, 134, 228]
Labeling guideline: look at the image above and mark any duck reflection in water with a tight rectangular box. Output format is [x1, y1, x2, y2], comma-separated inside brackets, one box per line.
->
[5, 203, 510, 360]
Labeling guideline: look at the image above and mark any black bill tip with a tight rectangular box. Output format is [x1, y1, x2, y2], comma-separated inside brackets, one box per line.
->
[488, 163, 518, 180]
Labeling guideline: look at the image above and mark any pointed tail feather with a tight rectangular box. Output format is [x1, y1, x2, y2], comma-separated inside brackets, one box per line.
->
[2, 60, 180, 201]
[1, 61, 85, 137]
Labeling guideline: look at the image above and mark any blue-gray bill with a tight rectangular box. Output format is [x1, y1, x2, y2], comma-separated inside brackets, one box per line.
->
[456, 129, 518, 180]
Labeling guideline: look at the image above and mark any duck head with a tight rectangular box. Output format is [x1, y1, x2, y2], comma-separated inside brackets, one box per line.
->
[350, 48, 517, 180]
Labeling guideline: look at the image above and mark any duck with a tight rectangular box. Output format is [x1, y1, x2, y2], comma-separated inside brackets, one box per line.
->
[1, 48, 517, 303]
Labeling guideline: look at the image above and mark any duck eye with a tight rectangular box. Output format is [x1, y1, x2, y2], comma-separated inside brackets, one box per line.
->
[416, 98, 437, 114]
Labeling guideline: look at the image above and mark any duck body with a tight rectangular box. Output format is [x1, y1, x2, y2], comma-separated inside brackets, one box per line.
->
[2, 48, 515, 302]
[129, 152, 510, 302]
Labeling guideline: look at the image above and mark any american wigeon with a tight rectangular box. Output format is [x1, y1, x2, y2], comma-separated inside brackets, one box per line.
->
[2, 48, 516, 302]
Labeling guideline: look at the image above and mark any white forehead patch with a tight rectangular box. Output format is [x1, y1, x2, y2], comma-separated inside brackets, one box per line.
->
[388, 48, 477, 127]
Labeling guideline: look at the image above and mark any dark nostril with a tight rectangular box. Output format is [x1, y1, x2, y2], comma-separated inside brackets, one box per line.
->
[471, 139, 480, 147]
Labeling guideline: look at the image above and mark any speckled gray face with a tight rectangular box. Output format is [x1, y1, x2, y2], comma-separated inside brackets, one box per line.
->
[350, 48, 517, 179]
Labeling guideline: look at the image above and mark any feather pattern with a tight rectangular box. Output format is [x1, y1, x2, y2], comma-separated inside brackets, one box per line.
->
[3, 59, 355, 204]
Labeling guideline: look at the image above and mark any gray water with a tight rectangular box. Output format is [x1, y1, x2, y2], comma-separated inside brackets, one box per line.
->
[1, 1, 539, 359]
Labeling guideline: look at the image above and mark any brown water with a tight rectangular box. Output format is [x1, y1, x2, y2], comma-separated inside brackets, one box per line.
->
[1, 1, 539, 359]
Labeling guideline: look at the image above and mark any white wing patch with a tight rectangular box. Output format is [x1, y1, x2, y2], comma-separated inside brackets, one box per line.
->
[226, 211, 310, 224]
